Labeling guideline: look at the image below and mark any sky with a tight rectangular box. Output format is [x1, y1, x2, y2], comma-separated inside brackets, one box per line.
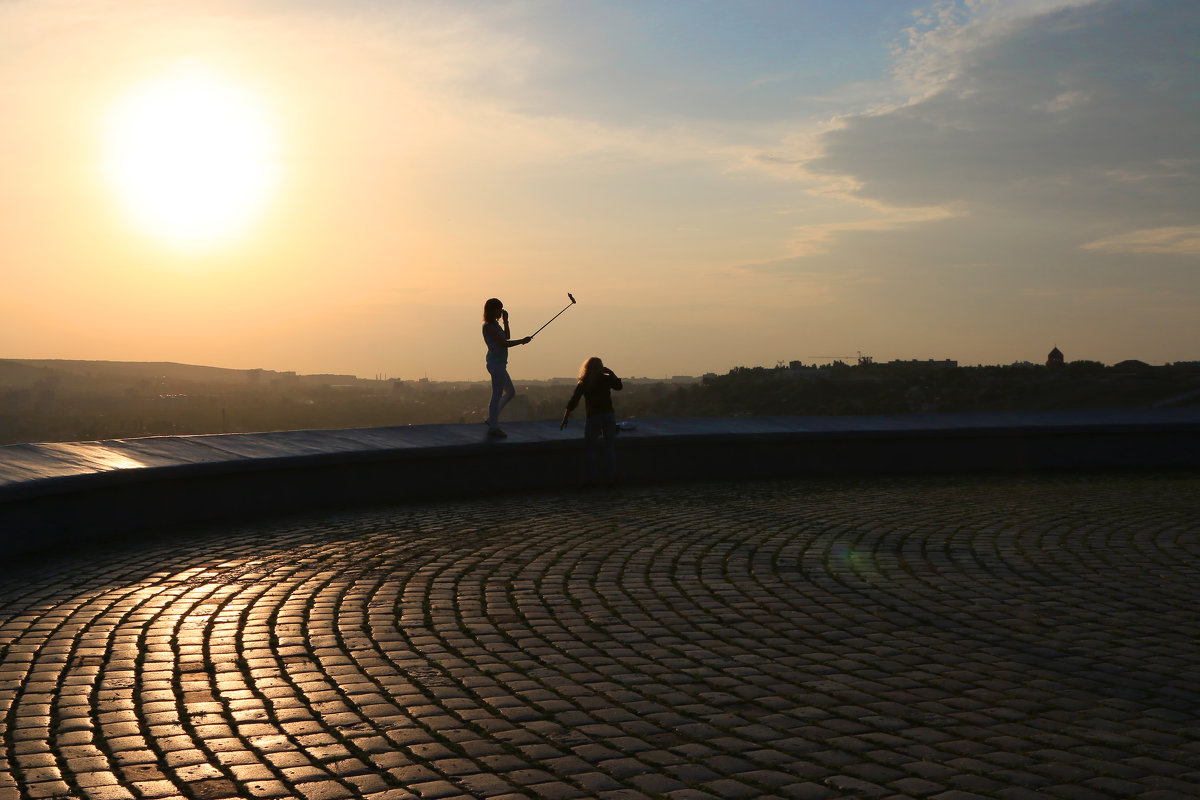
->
[2, 0, 1197, 380]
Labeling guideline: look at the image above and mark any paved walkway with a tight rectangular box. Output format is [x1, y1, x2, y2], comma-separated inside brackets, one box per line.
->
[2, 471, 1200, 800]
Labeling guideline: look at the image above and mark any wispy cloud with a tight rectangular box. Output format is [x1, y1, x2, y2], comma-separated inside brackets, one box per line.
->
[1083, 226, 1200, 256]
[780, 205, 960, 258]
[773, 0, 1200, 274]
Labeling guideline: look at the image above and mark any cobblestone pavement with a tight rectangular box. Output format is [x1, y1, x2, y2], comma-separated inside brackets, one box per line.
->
[3, 472, 1200, 800]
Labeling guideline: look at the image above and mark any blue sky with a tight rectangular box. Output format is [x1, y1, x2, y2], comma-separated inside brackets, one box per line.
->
[1, 0, 1196, 379]
[471, 1, 917, 121]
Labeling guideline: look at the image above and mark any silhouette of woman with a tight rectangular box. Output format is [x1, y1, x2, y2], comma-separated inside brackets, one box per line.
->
[482, 298, 531, 438]
[560, 356, 623, 482]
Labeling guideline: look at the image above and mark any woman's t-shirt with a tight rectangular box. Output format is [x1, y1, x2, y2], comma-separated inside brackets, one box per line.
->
[483, 322, 508, 365]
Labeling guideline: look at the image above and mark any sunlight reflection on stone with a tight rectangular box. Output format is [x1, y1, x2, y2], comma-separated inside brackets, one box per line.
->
[86, 450, 147, 470]
[43, 444, 148, 472]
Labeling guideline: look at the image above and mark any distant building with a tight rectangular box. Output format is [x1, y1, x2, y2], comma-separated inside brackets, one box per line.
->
[1046, 347, 1064, 368]
[886, 359, 958, 369]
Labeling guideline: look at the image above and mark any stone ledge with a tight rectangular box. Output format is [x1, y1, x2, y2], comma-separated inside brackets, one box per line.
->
[2, 409, 1198, 556]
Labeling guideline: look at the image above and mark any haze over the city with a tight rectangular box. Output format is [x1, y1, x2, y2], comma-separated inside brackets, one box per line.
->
[3, 0, 1197, 381]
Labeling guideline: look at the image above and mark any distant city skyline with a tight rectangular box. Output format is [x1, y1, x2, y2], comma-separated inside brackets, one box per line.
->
[2, 1, 1197, 381]
[5, 346, 1193, 387]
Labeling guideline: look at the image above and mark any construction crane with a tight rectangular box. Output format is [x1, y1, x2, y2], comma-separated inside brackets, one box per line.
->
[808, 351, 873, 365]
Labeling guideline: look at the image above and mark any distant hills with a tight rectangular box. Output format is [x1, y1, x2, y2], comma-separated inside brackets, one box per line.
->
[1, 356, 1197, 446]
[0, 359, 354, 387]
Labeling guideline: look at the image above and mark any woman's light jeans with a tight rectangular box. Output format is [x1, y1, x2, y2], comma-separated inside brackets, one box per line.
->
[486, 361, 514, 428]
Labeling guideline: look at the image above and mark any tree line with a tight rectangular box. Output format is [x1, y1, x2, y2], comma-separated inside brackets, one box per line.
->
[1, 360, 1196, 445]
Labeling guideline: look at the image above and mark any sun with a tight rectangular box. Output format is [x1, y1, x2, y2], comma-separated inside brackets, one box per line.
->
[104, 67, 279, 248]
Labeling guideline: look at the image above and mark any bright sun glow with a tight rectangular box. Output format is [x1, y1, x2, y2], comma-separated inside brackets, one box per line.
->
[104, 67, 279, 248]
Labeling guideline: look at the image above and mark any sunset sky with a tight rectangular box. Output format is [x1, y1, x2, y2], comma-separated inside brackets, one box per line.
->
[2, 0, 1197, 380]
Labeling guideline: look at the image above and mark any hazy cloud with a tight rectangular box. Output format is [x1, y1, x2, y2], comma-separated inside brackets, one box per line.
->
[781, 205, 960, 258]
[1083, 225, 1200, 256]
[805, 0, 1200, 233]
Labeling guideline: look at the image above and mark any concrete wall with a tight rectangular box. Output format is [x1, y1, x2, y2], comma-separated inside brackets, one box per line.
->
[2, 411, 1198, 557]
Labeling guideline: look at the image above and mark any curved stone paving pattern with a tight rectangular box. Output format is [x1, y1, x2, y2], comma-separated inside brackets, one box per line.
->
[2, 473, 1199, 800]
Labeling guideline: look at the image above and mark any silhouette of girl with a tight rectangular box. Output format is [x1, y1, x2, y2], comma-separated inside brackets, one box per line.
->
[561, 356, 623, 482]
[482, 298, 531, 438]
